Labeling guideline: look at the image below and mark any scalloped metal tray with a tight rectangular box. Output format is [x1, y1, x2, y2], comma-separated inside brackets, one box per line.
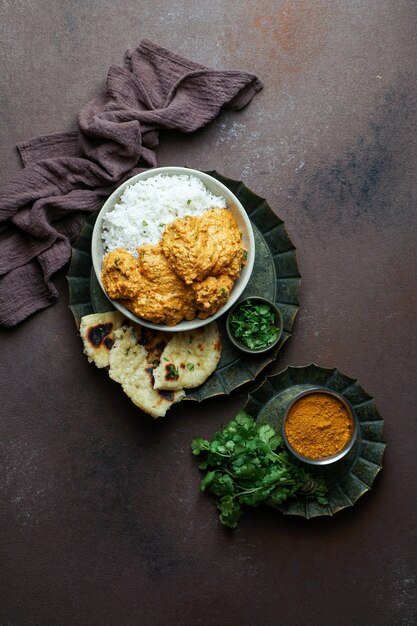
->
[245, 364, 386, 518]
[66, 171, 302, 401]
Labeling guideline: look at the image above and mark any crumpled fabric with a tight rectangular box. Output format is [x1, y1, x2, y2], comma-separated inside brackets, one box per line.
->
[0, 39, 262, 327]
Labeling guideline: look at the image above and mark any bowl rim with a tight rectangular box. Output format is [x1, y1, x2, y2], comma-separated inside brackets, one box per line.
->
[282, 387, 358, 466]
[225, 295, 284, 354]
[91, 166, 255, 332]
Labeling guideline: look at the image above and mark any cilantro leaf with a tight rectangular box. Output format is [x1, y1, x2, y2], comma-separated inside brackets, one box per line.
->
[191, 437, 209, 455]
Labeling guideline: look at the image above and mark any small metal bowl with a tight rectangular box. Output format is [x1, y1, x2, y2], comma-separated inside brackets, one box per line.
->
[282, 388, 358, 466]
[225, 296, 284, 354]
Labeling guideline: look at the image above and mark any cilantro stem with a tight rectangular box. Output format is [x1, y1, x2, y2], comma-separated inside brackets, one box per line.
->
[233, 477, 299, 498]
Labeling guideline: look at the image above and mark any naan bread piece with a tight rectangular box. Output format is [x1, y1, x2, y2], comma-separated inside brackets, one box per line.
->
[80, 311, 125, 368]
[153, 322, 222, 390]
[108, 326, 185, 418]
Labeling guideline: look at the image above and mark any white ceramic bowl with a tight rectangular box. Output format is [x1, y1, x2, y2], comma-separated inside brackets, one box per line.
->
[91, 167, 255, 332]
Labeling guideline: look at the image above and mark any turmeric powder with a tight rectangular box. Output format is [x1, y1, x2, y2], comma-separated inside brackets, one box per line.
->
[284, 392, 354, 460]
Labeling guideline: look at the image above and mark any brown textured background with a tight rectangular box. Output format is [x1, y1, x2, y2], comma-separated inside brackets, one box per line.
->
[1, 1, 416, 625]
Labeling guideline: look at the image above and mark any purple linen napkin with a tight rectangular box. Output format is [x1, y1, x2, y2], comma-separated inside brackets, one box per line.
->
[0, 39, 262, 327]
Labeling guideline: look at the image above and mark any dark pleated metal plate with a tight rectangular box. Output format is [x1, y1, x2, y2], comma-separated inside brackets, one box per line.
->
[66, 171, 302, 401]
[245, 364, 386, 518]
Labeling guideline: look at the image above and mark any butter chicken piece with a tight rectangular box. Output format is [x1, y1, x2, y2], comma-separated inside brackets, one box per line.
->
[102, 249, 141, 299]
[203, 208, 246, 277]
[193, 275, 234, 319]
[161, 213, 216, 284]
[161, 208, 245, 285]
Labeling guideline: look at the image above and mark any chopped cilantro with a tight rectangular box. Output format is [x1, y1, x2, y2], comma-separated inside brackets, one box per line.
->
[142, 220, 148, 226]
[229, 301, 280, 350]
[166, 364, 179, 379]
[187, 363, 195, 371]
[114, 257, 120, 267]
[187, 199, 192, 205]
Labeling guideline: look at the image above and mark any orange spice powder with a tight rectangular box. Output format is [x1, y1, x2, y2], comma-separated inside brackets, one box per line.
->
[285, 392, 354, 459]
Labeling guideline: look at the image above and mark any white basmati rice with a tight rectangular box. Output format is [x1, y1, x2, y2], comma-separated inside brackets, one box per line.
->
[102, 173, 227, 255]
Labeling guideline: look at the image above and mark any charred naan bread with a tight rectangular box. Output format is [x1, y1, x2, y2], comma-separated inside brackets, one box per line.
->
[79, 313, 222, 416]
[79, 311, 125, 368]
[153, 322, 222, 390]
[108, 325, 185, 418]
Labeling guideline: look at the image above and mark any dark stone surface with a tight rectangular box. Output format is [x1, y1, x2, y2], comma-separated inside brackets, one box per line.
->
[0, 1, 416, 625]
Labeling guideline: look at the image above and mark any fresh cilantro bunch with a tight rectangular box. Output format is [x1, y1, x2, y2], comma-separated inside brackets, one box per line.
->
[191, 411, 328, 528]
[229, 301, 279, 350]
